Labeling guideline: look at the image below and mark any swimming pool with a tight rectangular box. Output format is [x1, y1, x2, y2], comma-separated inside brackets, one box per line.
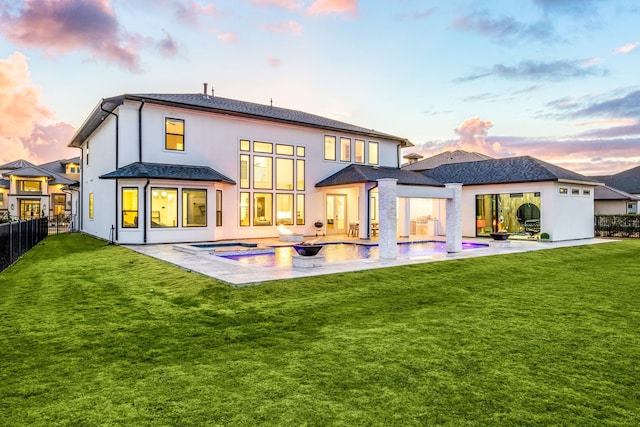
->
[220, 241, 488, 267]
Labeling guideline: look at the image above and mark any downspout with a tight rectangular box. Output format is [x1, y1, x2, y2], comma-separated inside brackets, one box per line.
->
[143, 179, 150, 243]
[138, 100, 145, 162]
[100, 100, 119, 242]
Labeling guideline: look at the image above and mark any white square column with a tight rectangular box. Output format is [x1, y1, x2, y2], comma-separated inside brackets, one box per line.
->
[398, 197, 410, 238]
[377, 178, 398, 259]
[445, 183, 463, 253]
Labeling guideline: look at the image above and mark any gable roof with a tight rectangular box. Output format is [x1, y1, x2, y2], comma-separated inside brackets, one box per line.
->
[591, 165, 640, 194]
[423, 156, 601, 186]
[99, 162, 236, 184]
[39, 157, 81, 174]
[69, 93, 412, 148]
[0, 159, 36, 170]
[402, 150, 493, 171]
[594, 185, 640, 201]
[316, 164, 444, 187]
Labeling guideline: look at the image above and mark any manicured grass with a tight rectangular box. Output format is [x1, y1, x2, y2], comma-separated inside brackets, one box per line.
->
[1, 234, 639, 425]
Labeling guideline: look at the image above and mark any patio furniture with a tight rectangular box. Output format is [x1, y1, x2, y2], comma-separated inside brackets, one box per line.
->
[516, 203, 541, 237]
[371, 222, 379, 237]
[348, 222, 359, 236]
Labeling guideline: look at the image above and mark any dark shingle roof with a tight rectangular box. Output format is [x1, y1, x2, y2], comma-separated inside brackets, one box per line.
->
[39, 157, 81, 175]
[2, 166, 55, 179]
[402, 150, 494, 171]
[594, 185, 640, 200]
[316, 164, 444, 187]
[591, 165, 640, 194]
[423, 156, 601, 186]
[0, 178, 9, 189]
[0, 159, 36, 170]
[69, 94, 411, 148]
[99, 162, 235, 184]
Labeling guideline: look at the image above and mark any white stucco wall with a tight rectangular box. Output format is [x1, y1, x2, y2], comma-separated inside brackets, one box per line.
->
[461, 181, 595, 241]
[79, 99, 406, 244]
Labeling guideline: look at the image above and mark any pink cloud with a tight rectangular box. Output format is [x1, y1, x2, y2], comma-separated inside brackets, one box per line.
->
[307, 0, 358, 16]
[175, 1, 216, 27]
[0, 52, 77, 165]
[0, 0, 146, 71]
[612, 42, 639, 55]
[450, 117, 506, 156]
[267, 56, 282, 67]
[250, 0, 301, 10]
[157, 30, 179, 58]
[217, 31, 238, 43]
[264, 20, 303, 35]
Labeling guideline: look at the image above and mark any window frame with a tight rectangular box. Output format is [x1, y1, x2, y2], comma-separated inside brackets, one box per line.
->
[182, 188, 207, 228]
[121, 187, 139, 228]
[324, 135, 336, 161]
[340, 137, 351, 162]
[151, 187, 178, 228]
[216, 190, 222, 227]
[368, 141, 379, 165]
[165, 117, 185, 151]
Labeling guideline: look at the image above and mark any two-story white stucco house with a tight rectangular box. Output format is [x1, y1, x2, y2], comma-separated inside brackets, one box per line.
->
[0, 158, 80, 227]
[68, 92, 459, 251]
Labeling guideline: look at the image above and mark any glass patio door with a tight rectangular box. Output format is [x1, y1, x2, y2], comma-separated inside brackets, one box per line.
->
[326, 194, 346, 235]
[20, 199, 41, 219]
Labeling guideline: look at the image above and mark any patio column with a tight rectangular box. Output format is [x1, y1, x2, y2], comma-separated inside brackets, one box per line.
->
[445, 183, 462, 253]
[377, 178, 398, 259]
[398, 197, 410, 237]
[358, 183, 370, 239]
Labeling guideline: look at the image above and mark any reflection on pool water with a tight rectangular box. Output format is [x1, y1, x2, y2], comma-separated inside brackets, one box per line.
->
[220, 241, 488, 267]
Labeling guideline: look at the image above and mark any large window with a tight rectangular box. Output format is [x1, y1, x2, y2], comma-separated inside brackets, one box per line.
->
[276, 194, 294, 225]
[296, 160, 305, 191]
[475, 193, 541, 237]
[53, 194, 66, 216]
[254, 156, 273, 189]
[355, 139, 365, 163]
[239, 139, 306, 227]
[276, 158, 294, 190]
[165, 118, 184, 151]
[240, 154, 250, 189]
[240, 192, 250, 226]
[18, 180, 41, 194]
[296, 194, 305, 225]
[151, 188, 178, 228]
[122, 188, 138, 228]
[324, 135, 336, 160]
[340, 137, 351, 162]
[368, 141, 379, 165]
[254, 193, 273, 226]
[182, 189, 207, 227]
[216, 190, 222, 227]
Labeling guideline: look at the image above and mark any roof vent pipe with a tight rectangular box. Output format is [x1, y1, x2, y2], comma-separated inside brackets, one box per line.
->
[203, 82, 208, 95]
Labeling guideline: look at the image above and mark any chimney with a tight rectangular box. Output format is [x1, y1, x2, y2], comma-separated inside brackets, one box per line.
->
[203, 82, 208, 95]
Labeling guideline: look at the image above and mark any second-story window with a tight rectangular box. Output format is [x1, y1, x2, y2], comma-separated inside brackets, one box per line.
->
[18, 180, 42, 194]
[165, 118, 185, 151]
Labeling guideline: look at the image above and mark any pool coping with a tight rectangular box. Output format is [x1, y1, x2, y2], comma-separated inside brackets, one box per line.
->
[124, 237, 617, 287]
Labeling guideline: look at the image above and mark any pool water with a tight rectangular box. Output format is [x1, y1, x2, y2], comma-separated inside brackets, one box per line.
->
[220, 241, 488, 267]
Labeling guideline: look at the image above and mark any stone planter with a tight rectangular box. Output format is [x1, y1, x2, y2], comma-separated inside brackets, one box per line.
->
[293, 244, 323, 256]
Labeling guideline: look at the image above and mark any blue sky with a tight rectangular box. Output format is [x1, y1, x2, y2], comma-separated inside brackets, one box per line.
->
[0, 0, 639, 175]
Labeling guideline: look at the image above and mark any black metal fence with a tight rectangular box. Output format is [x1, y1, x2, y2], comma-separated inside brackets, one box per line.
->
[0, 217, 49, 273]
[594, 215, 640, 238]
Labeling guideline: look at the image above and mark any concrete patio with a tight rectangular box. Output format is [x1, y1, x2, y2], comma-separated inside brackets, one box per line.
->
[124, 236, 616, 287]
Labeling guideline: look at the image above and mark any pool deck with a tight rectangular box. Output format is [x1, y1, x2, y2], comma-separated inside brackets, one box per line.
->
[124, 236, 616, 287]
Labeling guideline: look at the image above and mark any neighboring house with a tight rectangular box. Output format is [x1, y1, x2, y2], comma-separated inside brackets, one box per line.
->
[594, 185, 640, 215]
[0, 158, 81, 226]
[591, 165, 640, 196]
[422, 156, 602, 241]
[401, 150, 493, 172]
[68, 92, 459, 249]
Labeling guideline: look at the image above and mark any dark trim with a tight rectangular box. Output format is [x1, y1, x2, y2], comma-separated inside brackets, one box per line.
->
[143, 179, 150, 243]
[138, 100, 145, 162]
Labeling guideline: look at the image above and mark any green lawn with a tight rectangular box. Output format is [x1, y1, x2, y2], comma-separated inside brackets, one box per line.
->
[1, 234, 639, 426]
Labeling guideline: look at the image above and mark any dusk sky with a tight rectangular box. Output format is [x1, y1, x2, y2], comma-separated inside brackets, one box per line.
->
[0, 0, 639, 175]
